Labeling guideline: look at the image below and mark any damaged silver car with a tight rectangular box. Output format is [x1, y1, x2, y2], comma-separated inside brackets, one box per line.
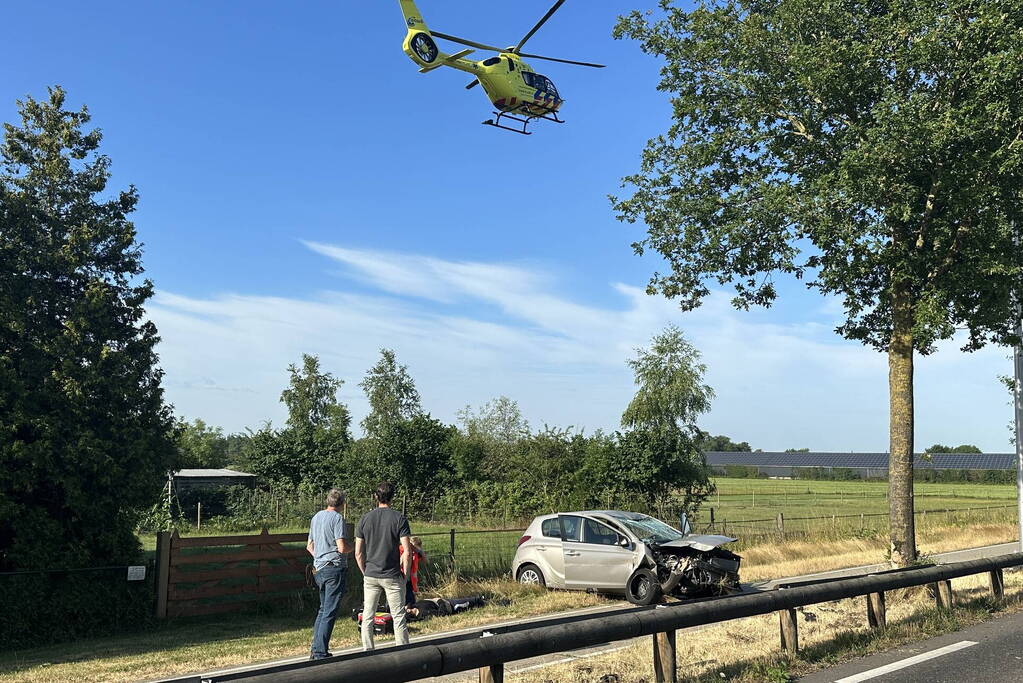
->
[512, 510, 741, 605]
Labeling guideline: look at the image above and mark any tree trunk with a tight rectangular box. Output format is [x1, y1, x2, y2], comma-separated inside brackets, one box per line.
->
[888, 282, 917, 566]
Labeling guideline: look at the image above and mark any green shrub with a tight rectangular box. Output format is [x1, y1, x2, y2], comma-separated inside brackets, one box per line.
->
[0, 565, 155, 650]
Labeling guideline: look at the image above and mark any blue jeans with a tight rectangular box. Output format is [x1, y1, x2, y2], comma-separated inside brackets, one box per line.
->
[311, 564, 347, 658]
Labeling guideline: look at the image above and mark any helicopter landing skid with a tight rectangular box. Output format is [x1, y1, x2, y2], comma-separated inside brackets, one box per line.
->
[482, 109, 567, 135]
[482, 111, 532, 135]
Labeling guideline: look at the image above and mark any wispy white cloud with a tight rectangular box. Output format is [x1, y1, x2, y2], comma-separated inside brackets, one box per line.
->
[150, 243, 1014, 451]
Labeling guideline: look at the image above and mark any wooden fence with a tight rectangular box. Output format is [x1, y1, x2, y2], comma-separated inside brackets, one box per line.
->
[155, 528, 313, 618]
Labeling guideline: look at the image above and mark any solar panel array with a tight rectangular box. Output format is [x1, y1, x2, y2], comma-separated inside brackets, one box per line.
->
[705, 451, 1017, 470]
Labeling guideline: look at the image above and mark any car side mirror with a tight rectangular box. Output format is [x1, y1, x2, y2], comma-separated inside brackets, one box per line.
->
[618, 537, 630, 548]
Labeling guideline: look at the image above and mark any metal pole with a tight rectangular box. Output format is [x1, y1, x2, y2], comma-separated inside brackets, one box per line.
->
[1015, 220, 1023, 553]
[1015, 297, 1023, 553]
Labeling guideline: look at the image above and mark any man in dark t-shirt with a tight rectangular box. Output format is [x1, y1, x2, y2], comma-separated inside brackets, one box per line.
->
[355, 481, 412, 650]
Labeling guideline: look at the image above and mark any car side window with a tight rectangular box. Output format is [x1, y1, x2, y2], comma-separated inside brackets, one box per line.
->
[541, 518, 561, 538]
[582, 518, 620, 546]
[559, 515, 582, 542]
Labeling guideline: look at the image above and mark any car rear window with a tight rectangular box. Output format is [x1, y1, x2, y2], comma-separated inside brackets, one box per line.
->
[541, 519, 561, 538]
[559, 515, 582, 542]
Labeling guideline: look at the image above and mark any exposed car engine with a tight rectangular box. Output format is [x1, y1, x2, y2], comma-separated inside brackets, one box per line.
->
[626, 535, 742, 605]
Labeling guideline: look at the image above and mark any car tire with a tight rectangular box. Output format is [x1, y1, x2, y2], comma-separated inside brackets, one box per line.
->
[626, 567, 663, 606]
[517, 563, 546, 588]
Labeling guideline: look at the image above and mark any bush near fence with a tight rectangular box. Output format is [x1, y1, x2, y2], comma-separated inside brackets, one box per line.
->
[0, 565, 155, 650]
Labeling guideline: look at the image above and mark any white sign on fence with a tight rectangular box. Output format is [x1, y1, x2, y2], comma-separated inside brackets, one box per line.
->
[127, 565, 146, 581]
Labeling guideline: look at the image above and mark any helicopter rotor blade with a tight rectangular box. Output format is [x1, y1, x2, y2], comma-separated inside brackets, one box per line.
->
[430, 31, 505, 53]
[516, 52, 605, 68]
[466, 79, 480, 89]
[513, 0, 566, 53]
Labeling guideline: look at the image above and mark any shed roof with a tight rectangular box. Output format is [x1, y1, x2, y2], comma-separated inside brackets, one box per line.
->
[173, 468, 257, 479]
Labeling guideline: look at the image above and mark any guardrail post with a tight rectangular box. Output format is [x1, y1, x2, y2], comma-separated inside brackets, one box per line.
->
[155, 530, 171, 619]
[936, 579, 954, 609]
[652, 630, 677, 683]
[866, 591, 886, 629]
[778, 608, 798, 655]
[990, 568, 1005, 600]
[479, 663, 504, 683]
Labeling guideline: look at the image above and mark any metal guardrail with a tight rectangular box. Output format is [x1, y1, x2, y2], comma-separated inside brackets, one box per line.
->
[184, 551, 1023, 683]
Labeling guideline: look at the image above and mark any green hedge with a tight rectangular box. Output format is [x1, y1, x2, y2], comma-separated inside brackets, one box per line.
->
[0, 565, 155, 651]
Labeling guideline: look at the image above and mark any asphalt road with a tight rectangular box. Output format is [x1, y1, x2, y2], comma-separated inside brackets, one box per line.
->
[799, 608, 1023, 682]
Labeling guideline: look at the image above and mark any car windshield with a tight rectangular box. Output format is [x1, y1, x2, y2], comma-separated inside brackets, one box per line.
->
[610, 514, 685, 545]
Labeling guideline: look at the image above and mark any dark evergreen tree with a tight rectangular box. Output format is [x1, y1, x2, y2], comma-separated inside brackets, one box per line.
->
[0, 88, 175, 570]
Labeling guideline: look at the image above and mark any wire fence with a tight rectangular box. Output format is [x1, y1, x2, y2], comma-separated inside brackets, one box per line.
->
[403, 504, 1020, 582]
[692, 504, 1018, 550]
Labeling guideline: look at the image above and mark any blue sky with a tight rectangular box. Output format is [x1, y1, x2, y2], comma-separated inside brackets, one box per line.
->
[2, 1, 1014, 451]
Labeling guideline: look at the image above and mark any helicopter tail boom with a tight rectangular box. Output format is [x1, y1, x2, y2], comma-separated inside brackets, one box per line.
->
[400, 1, 480, 75]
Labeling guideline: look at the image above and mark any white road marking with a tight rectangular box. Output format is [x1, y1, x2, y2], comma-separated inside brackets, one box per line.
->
[833, 641, 978, 683]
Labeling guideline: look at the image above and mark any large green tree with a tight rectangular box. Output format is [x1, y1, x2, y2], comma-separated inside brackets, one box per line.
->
[620, 326, 715, 513]
[247, 354, 350, 489]
[175, 418, 229, 469]
[0, 88, 175, 570]
[615, 0, 1023, 564]
[359, 348, 422, 437]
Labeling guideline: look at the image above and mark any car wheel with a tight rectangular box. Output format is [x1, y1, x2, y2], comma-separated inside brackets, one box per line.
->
[517, 564, 546, 587]
[626, 567, 663, 606]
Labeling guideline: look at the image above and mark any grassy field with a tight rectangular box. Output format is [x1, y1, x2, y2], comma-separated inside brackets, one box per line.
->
[702, 477, 1015, 520]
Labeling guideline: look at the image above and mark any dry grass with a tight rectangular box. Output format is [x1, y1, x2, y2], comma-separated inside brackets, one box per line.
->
[0, 579, 612, 683]
[523, 569, 1023, 682]
[741, 522, 1017, 582]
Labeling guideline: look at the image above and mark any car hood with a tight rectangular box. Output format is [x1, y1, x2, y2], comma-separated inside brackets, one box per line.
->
[656, 534, 737, 552]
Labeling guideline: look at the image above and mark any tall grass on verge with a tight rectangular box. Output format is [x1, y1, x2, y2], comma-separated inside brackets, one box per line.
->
[524, 569, 1023, 682]
[741, 522, 1018, 582]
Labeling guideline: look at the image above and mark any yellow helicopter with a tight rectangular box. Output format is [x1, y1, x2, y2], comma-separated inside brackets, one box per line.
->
[398, 0, 604, 135]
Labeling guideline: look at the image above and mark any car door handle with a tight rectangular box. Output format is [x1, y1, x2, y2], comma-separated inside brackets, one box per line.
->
[565, 551, 581, 556]
[536, 547, 546, 552]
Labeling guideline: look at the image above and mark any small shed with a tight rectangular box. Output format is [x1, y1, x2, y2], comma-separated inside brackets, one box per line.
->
[171, 468, 258, 493]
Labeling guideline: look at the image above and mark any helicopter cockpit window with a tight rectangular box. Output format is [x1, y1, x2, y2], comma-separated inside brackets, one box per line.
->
[540, 76, 558, 97]
[482, 57, 501, 67]
[522, 72, 536, 87]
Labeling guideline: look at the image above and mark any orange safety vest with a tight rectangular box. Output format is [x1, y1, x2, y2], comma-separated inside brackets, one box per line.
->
[399, 545, 423, 591]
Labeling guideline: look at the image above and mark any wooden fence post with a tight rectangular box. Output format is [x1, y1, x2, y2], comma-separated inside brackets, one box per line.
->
[652, 630, 677, 683]
[778, 608, 798, 655]
[197, 501, 202, 530]
[990, 568, 1005, 600]
[155, 530, 171, 619]
[866, 592, 886, 629]
[479, 663, 504, 683]
[936, 580, 954, 609]
[258, 527, 270, 596]
[776, 513, 785, 535]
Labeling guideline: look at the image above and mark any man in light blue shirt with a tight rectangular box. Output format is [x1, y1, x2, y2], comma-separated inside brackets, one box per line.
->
[306, 488, 351, 659]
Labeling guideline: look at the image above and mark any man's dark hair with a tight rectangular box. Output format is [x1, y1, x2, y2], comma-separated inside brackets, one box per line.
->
[374, 482, 396, 505]
[325, 489, 345, 508]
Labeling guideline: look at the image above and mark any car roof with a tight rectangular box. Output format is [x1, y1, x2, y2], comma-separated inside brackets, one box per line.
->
[539, 510, 651, 521]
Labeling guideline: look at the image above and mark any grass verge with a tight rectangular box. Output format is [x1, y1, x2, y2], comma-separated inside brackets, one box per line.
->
[0, 579, 612, 683]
